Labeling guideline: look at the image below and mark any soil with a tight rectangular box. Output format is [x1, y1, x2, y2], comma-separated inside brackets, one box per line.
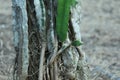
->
[81, 0, 120, 79]
[0, 0, 15, 80]
[0, 0, 120, 80]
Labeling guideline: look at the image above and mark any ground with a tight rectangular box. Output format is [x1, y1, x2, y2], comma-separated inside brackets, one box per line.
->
[0, 0, 120, 80]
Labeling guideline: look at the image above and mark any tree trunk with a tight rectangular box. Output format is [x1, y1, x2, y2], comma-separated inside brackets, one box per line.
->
[12, 0, 88, 80]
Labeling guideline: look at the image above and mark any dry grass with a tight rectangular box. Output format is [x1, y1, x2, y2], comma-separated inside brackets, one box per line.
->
[0, 0, 120, 80]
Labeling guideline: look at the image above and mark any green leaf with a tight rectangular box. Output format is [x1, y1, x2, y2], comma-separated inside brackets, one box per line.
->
[72, 40, 83, 46]
[56, 0, 75, 42]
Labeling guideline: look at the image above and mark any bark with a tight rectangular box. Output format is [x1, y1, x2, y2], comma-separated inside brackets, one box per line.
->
[12, 0, 88, 80]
